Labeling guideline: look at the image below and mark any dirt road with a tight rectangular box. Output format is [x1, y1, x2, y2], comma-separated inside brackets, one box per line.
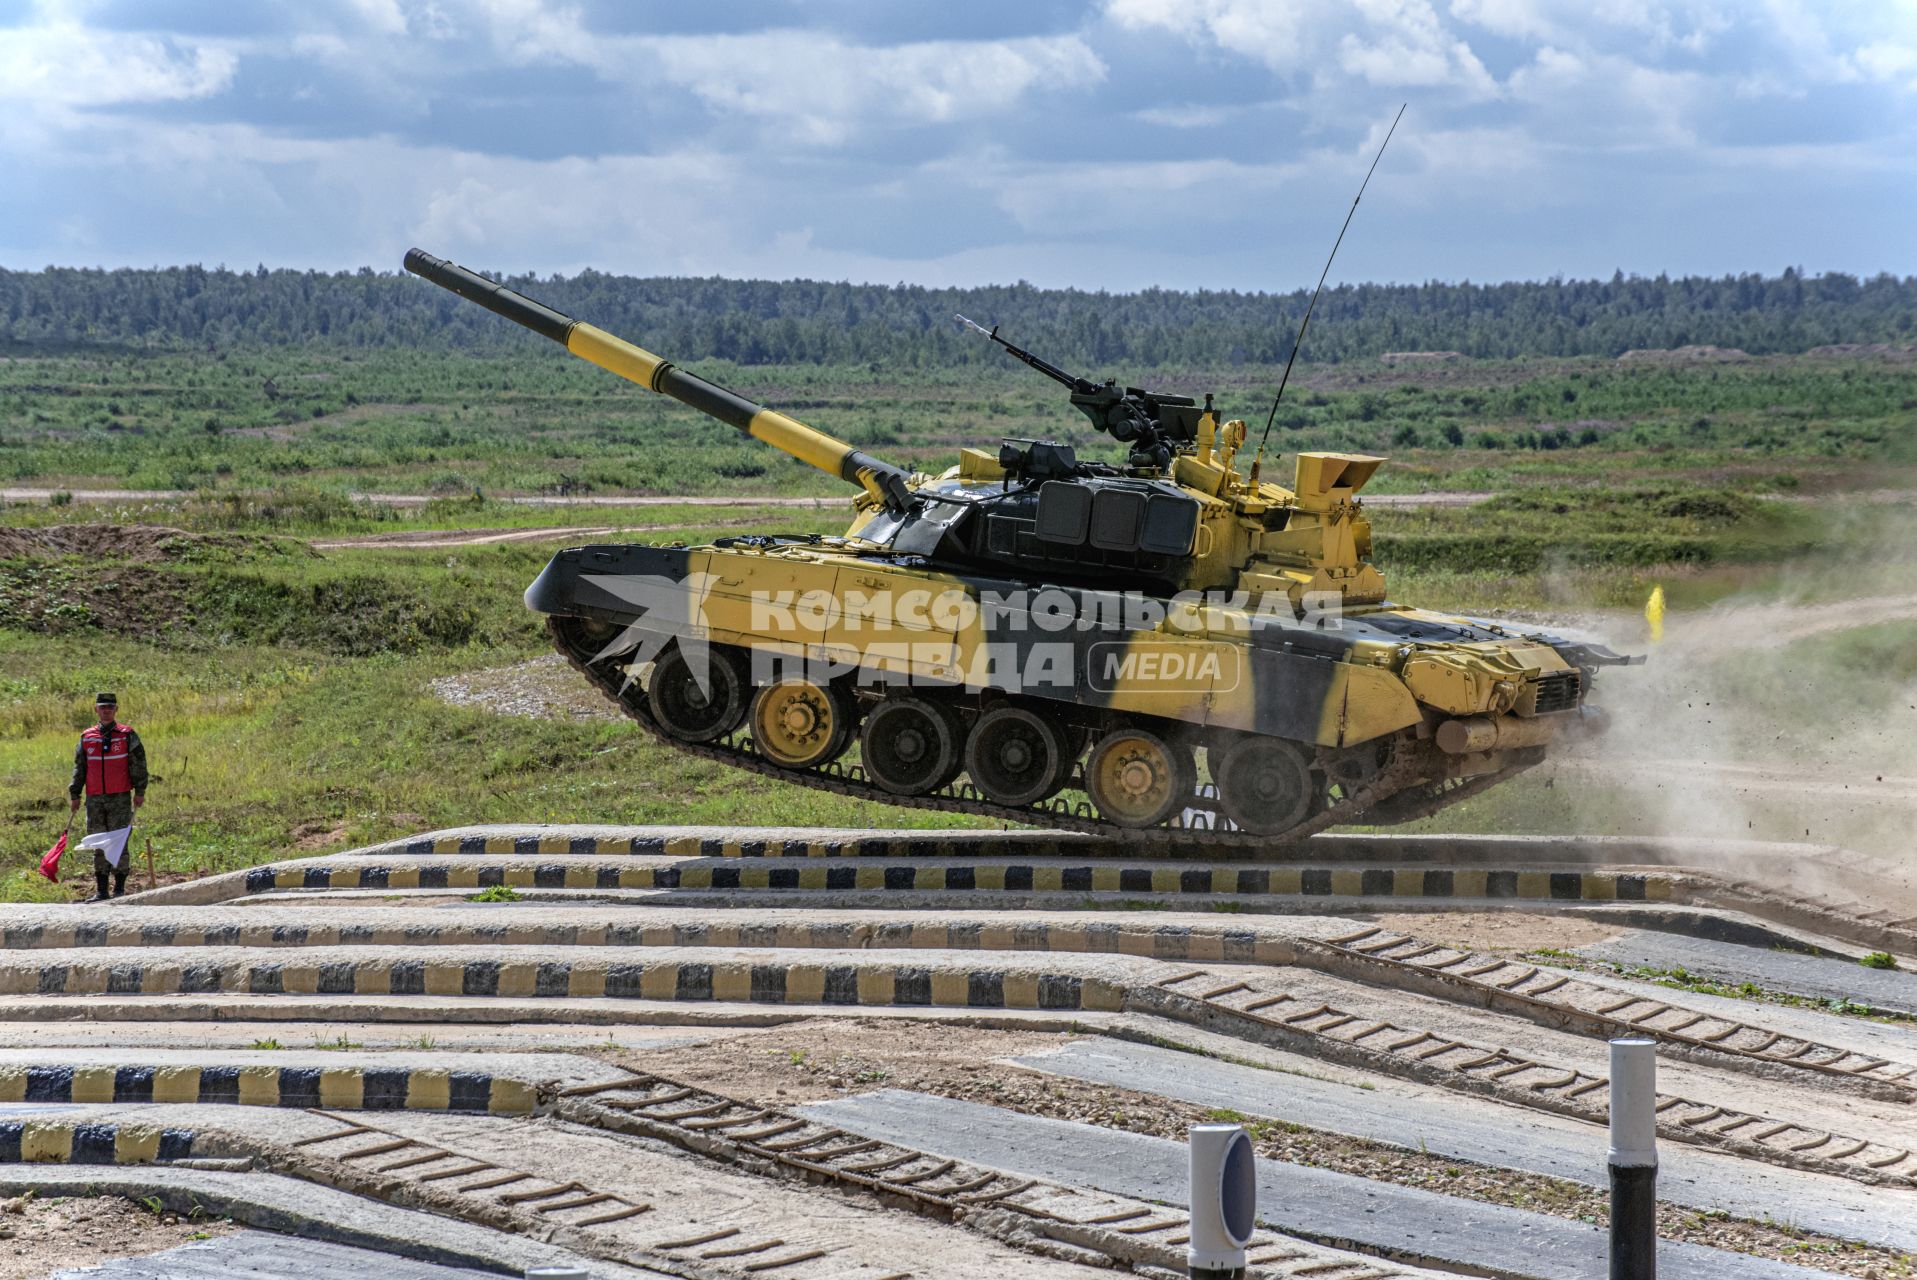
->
[309, 526, 623, 549]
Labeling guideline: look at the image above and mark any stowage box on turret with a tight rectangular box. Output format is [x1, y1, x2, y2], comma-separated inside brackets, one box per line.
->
[404, 249, 1635, 844]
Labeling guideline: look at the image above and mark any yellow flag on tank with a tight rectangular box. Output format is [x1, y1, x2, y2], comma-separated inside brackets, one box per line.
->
[1645, 585, 1666, 643]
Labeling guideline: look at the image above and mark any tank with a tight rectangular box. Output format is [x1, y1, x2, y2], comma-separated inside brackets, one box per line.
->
[403, 249, 1637, 845]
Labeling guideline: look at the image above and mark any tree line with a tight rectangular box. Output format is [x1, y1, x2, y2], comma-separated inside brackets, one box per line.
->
[1, 263, 1910, 366]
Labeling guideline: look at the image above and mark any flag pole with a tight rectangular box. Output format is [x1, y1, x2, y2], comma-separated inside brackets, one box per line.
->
[144, 838, 157, 892]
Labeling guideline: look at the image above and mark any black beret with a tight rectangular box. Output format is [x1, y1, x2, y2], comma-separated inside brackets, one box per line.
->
[94, 692, 117, 706]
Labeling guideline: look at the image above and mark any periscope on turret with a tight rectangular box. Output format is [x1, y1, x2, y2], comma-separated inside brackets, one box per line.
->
[403, 250, 1637, 842]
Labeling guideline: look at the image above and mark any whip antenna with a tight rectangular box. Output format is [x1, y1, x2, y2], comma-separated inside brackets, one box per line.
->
[1258, 103, 1405, 455]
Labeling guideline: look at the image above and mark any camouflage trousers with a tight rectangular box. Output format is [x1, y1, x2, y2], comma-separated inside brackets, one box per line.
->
[84, 793, 135, 879]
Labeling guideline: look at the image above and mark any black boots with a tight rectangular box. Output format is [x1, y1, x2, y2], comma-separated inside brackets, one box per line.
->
[85, 868, 128, 902]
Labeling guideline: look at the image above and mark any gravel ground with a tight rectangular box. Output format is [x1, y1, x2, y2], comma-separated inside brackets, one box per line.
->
[429, 653, 620, 722]
[615, 1019, 1913, 1277]
[0, 1192, 236, 1279]
[1359, 910, 1625, 953]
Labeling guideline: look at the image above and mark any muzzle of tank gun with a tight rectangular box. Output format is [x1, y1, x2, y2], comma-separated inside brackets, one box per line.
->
[402, 249, 914, 511]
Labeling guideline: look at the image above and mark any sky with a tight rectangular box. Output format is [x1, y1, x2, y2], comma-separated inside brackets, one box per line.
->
[0, 0, 1912, 291]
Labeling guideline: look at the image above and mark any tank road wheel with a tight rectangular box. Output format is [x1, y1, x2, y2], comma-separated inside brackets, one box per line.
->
[1215, 737, 1315, 836]
[646, 645, 749, 743]
[751, 678, 855, 769]
[861, 698, 965, 796]
[965, 706, 1074, 807]
[1085, 729, 1192, 829]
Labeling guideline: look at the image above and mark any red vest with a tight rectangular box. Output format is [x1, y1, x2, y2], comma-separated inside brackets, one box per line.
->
[80, 723, 134, 796]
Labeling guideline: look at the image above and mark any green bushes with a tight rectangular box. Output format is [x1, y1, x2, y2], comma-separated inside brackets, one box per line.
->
[178, 486, 392, 532]
[0, 541, 539, 656]
[1372, 484, 1796, 573]
[192, 571, 490, 655]
[1376, 532, 1715, 573]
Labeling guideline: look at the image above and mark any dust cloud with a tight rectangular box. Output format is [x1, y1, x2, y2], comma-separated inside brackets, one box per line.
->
[1532, 507, 1917, 914]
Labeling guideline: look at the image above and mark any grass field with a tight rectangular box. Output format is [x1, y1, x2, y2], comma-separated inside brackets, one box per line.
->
[5, 346, 1911, 500]
[3, 347, 1913, 899]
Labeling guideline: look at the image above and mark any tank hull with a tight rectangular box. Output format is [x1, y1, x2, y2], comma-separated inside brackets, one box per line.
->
[527, 539, 1606, 845]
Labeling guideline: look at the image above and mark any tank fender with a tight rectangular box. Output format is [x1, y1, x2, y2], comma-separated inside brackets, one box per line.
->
[1322, 661, 1424, 747]
[523, 544, 698, 619]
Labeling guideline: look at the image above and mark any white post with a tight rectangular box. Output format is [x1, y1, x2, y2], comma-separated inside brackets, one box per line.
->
[1188, 1123, 1255, 1279]
[1608, 1038, 1658, 1279]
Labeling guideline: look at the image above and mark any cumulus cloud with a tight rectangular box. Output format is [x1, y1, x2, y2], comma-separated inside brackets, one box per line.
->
[1505, 45, 1707, 147]
[0, 20, 236, 110]
[634, 31, 1106, 145]
[1339, 0, 1496, 95]
[344, 0, 410, 38]
[1447, 0, 1565, 43]
[1107, 0, 1495, 96]
[1105, 0, 1320, 73]
[1851, 40, 1917, 89]
[425, 1, 1108, 146]
[10, 110, 758, 276]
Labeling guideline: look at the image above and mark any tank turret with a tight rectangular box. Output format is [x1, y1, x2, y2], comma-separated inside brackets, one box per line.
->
[950, 314, 1390, 604]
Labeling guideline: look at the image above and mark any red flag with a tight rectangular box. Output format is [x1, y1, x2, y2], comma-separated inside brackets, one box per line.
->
[39, 831, 67, 882]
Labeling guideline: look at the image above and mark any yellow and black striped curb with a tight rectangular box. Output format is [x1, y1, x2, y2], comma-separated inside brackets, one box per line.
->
[242, 859, 1680, 902]
[0, 1063, 534, 1115]
[0, 1117, 196, 1164]
[373, 829, 1714, 867]
[2, 917, 1307, 962]
[387, 833, 1101, 859]
[2, 953, 1127, 1013]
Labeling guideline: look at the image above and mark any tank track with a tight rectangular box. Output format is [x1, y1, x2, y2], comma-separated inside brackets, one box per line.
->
[1356, 759, 1540, 827]
[550, 617, 1502, 849]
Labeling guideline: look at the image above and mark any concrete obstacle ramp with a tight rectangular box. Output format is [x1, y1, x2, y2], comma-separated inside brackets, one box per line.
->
[50, 1231, 506, 1279]
[798, 1089, 1852, 1280]
[1015, 1036, 1917, 1251]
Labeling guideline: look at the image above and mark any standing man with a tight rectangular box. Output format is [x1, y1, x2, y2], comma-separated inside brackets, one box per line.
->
[67, 693, 147, 901]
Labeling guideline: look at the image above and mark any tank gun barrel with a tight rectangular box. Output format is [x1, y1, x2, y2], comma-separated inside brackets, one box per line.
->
[403, 249, 913, 510]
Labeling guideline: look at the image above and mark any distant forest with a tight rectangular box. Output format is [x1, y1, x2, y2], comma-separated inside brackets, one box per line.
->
[3, 264, 1912, 367]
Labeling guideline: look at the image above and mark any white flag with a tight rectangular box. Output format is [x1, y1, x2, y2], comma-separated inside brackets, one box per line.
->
[77, 826, 132, 868]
